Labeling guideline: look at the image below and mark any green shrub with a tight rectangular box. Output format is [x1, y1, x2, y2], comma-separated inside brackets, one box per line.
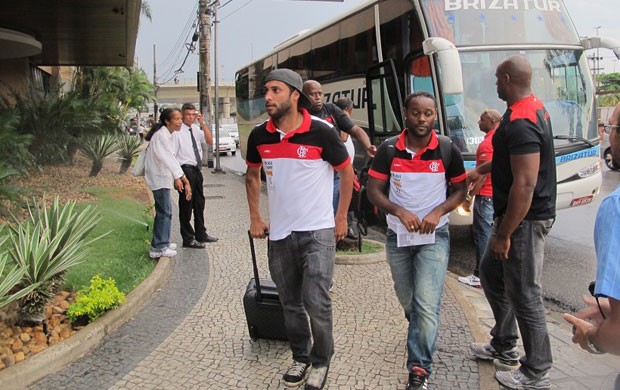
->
[67, 274, 126, 324]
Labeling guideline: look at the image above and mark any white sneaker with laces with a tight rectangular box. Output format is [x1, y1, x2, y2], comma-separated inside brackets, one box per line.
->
[149, 248, 177, 259]
[458, 274, 481, 287]
[495, 369, 550, 389]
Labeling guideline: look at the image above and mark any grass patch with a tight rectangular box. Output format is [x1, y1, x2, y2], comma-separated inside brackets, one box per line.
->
[336, 239, 384, 255]
[62, 186, 155, 294]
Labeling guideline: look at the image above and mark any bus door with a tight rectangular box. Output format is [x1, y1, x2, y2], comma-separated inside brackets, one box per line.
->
[366, 59, 404, 148]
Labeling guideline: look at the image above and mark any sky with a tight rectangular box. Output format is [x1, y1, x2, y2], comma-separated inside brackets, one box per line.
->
[134, 0, 620, 85]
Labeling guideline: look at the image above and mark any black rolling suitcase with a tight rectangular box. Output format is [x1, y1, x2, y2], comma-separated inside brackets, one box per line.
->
[243, 231, 288, 341]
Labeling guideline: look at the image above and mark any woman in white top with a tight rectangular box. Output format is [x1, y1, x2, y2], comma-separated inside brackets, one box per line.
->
[144, 108, 191, 259]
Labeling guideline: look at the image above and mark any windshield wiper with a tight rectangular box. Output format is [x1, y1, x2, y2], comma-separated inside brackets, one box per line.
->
[553, 135, 596, 148]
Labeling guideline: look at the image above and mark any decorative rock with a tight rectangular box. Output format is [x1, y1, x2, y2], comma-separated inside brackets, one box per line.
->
[59, 328, 72, 339]
[2, 355, 15, 368]
[59, 300, 70, 311]
[49, 315, 62, 328]
[52, 306, 64, 315]
[22, 326, 33, 333]
[11, 338, 23, 352]
[21, 345, 30, 355]
[14, 351, 25, 362]
[30, 344, 46, 354]
[0, 361, 5, 370]
[19, 332, 31, 342]
[33, 331, 47, 345]
[45, 306, 53, 318]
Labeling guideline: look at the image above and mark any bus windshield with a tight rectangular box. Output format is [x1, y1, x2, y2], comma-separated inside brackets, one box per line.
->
[437, 49, 596, 156]
[420, 0, 580, 46]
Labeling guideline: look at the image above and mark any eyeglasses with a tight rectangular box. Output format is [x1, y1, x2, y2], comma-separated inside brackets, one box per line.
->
[588, 281, 606, 320]
[604, 124, 619, 134]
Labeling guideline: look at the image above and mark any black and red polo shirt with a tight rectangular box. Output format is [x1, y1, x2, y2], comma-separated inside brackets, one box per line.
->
[368, 130, 466, 231]
[246, 109, 351, 240]
[491, 94, 556, 220]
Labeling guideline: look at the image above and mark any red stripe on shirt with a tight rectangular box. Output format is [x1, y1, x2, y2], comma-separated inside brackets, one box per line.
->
[390, 157, 446, 174]
[368, 169, 389, 181]
[257, 142, 323, 160]
[333, 156, 351, 171]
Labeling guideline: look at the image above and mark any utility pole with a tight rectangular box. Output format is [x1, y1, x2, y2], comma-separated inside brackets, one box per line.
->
[199, 0, 212, 124]
[199, 0, 213, 167]
[213, 0, 224, 173]
[153, 44, 158, 122]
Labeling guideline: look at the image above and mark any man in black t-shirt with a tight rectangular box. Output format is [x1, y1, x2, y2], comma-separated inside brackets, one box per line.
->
[468, 55, 556, 390]
[303, 80, 376, 220]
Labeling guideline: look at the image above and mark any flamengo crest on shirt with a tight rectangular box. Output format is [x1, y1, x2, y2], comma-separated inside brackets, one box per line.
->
[297, 145, 309, 158]
[445, 0, 562, 11]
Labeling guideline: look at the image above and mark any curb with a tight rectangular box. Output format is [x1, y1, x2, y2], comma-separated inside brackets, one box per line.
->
[445, 274, 499, 390]
[0, 257, 173, 390]
[335, 238, 385, 265]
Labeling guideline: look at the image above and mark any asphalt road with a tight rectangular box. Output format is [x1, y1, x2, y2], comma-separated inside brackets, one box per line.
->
[219, 153, 620, 312]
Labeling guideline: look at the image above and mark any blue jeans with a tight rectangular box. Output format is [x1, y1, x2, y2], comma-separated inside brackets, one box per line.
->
[480, 218, 554, 379]
[385, 224, 450, 374]
[151, 188, 172, 251]
[472, 196, 493, 277]
[332, 172, 339, 216]
[268, 228, 335, 367]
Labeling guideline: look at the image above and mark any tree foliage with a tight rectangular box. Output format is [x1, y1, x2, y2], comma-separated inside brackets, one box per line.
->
[597, 72, 620, 107]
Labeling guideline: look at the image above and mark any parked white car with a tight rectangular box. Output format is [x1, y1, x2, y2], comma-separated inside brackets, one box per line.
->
[221, 124, 239, 146]
[214, 129, 237, 155]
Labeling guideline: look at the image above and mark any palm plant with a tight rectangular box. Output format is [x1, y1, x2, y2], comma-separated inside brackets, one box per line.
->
[116, 134, 143, 174]
[0, 106, 35, 173]
[5, 80, 98, 165]
[0, 164, 21, 204]
[79, 135, 121, 177]
[7, 196, 104, 324]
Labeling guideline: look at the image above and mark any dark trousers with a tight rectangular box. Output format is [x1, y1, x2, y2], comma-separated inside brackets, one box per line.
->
[179, 165, 208, 244]
[480, 218, 554, 379]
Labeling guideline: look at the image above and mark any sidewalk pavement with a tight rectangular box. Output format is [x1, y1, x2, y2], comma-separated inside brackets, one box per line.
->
[8, 166, 620, 389]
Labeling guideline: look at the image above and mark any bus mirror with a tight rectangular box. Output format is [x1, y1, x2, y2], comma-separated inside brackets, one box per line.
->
[581, 36, 620, 60]
[423, 37, 463, 95]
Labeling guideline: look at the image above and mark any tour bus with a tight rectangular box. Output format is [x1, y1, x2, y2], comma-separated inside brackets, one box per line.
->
[235, 0, 620, 224]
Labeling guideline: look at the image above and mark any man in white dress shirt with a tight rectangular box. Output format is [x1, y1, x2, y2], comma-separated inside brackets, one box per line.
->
[172, 103, 218, 248]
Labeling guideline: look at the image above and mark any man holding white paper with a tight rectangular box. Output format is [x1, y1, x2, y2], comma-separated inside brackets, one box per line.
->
[366, 91, 466, 389]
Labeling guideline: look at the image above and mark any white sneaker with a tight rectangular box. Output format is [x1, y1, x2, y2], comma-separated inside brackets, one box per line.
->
[458, 274, 481, 288]
[149, 248, 177, 259]
[168, 243, 177, 250]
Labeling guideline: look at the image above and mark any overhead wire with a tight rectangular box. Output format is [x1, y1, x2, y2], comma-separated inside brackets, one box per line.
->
[220, 0, 255, 21]
[158, 3, 200, 83]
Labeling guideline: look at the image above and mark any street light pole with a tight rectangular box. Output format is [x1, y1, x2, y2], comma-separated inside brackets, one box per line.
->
[594, 25, 602, 90]
[213, 0, 224, 174]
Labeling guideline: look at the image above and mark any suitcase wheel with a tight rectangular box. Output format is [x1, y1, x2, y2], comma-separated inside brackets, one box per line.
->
[249, 324, 258, 341]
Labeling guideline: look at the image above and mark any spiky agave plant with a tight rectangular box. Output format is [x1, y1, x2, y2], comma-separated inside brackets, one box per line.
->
[0, 235, 40, 310]
[7, 196, 106, 324]
[116, 134, 143, 174]
[79, 134, 121, 177]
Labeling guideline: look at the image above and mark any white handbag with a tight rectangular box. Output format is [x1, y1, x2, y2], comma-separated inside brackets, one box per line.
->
[132, 147, 148, 176]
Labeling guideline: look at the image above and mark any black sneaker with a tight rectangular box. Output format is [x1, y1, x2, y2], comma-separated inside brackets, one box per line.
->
[407, 366, 429, 389]
[283, 360, 309, 387]
[470, 342, 519, 370]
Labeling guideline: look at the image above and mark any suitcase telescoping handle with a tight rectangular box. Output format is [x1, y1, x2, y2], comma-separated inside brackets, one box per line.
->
[248, 230, 268, 301]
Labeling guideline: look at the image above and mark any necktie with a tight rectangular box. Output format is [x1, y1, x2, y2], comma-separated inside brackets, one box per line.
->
[188, 127, 201, 167]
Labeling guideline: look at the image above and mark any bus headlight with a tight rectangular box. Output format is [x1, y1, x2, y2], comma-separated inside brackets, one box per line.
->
[577, 162, 601, 178]
[559, 162, 601, 184]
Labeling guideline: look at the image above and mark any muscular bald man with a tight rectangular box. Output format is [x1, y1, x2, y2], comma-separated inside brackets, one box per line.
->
[468, 55, 557, 390]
